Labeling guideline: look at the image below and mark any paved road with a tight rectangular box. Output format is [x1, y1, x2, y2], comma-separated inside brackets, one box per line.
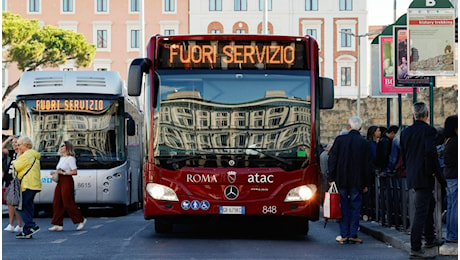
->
[2, 208, 453, 260]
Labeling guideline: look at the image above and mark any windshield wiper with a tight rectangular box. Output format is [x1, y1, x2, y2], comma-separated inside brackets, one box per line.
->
[244, 147, 293, 166]
[165, 155, 206, 164]
[202, 147, 293, 166]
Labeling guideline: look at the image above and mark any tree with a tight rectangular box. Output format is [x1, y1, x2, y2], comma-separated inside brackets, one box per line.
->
[2, 11, 96, 109]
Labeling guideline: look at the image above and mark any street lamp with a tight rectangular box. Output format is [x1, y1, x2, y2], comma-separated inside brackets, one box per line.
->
[339, 31, 379, 117]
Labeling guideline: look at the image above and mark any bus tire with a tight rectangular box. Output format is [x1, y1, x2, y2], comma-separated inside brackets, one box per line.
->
[154, 219, 173, 234]
[291, 219, 309, 235]
[114, 204, 129, 216]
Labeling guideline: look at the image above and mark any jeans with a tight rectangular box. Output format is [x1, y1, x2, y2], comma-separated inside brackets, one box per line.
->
[16, 189, 38, 234]
[446, 179, 458, 241]
[339, 188, 362, 238]
[410, 189, 435, 251]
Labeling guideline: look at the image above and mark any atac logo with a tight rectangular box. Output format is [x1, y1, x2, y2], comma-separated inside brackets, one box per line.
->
[227, 171, 237, 184]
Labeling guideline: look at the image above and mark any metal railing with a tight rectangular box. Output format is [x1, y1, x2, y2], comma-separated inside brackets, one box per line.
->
[363, 172, 443, 238]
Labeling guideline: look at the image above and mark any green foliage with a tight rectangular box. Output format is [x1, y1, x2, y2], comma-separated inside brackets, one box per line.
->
[2, 11, 96, 71]
[2, 12, 40, 47]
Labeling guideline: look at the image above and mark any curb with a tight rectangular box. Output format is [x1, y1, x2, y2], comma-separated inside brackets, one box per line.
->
[359, 221, 458, 256]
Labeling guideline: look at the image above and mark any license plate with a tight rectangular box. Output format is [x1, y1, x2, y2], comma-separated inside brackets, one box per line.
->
[219, 206, 245, 215]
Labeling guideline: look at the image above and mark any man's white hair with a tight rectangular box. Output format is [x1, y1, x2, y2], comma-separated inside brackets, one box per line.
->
[348, 116, 363, 131]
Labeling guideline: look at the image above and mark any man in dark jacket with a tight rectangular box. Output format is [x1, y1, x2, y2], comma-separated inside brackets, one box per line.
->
[328, 116, 371, 244]
[400, 102, 446, 259]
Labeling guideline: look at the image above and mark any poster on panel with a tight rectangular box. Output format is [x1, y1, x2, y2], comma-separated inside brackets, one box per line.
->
[380, 36, 413, 94]
[393, 26, 431, 87]
[407, 8, 455, 76]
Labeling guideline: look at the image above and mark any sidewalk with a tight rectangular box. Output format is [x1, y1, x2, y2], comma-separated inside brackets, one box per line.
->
[359, 221, 458, 257]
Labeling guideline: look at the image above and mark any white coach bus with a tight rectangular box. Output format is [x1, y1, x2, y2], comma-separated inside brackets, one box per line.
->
[3, 71, 143, 215]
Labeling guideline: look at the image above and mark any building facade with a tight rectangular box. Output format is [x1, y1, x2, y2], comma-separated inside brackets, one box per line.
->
[3, 0, 372, 103]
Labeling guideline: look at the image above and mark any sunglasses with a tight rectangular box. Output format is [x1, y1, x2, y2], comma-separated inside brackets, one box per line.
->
[60, 144, 65, 148]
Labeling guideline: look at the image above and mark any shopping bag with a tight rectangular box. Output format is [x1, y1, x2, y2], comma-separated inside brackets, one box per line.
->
[323, 182, 342, 219]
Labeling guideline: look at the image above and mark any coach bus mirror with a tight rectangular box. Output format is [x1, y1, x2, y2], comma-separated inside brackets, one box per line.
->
[128, 58, 151, 96]
[127, 118, 136, 136]
[319, 77, 334, 109]
[2, 113, 10, 130]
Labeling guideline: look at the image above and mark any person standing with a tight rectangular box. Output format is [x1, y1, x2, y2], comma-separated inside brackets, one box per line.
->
[3, 135, 23, 233]
[48, 141, 87, 232]
[400, 102, 446, 259]
[375, 125, 399, 226]
[328, 116, 372, 244]
[362, 125, 380, 221]
[12, 136, 41, 239]
[443, 115, 457, 243]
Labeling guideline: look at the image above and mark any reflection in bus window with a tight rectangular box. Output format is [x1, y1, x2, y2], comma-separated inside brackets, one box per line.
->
[19, 99, 126, 169]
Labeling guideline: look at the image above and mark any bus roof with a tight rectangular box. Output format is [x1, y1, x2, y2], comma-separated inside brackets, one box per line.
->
[16, 71, 123, 96]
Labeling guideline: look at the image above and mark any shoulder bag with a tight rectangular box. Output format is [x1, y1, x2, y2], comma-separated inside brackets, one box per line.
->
[4, 158, 36, 208]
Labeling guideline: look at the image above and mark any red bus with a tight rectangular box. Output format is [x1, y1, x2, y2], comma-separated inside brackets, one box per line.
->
[127, 34, 334, 234]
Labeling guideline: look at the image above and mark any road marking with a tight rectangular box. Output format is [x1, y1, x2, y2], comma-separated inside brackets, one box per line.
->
[72, 231, 87, 235]
[124, 223, 150, 241]
[51, 239, 67, 243]
[91, 224, 103, 229]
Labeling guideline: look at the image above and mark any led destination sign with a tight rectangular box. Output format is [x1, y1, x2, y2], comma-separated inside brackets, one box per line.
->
[34, 99, 105, 111]
[169, 45, 295, 65]
[158, 39, 308, 70]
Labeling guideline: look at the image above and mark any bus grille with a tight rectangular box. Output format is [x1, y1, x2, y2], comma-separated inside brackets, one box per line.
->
[76, 77, 107, 87]
[33, 77, 64, 87]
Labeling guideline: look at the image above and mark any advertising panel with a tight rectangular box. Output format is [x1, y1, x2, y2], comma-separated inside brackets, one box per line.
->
[407, 8, 455, 76]
[393, 26, 431, 87]
[380, 36, 413, 94]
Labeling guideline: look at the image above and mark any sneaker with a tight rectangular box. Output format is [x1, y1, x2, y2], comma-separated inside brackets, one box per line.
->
[410, 249, 435, 259]
[16, 231, 33, 239]
[48, 225, 63, 232]
[4, 224, 15, 232]
[29, 225, 40, 236]
[76, 218, 87, 231]
[424, 238, 444, 248]
[336, 236, 348, 244]
[349, 237, 363, 244]
[13, 225, 23, 233]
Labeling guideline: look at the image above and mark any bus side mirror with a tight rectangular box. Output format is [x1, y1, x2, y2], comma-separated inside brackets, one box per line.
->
[2, 113, 10, 130]
[127, 118, 136, 136]
[319, 77, 334, 109]
[128, 58, 151, 96]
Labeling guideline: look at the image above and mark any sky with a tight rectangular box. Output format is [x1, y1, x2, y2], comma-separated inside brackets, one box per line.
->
[368, 0, 414, 26]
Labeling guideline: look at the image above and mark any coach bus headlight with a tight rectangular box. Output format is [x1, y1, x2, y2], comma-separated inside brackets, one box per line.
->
[146, 183, 179, 202]
[284, 184, 317, 202]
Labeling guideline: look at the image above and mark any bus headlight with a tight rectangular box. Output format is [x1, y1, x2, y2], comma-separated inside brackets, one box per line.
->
[146, 183, 179, 202]
[284, 184, 317, 202]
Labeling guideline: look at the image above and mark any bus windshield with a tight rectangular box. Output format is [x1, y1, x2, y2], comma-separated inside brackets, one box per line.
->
[18, 98, 126, 169]
[154, 70, 312, 170]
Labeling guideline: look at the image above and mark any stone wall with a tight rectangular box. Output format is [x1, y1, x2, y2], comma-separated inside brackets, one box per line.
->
[320, 85, 458, 144]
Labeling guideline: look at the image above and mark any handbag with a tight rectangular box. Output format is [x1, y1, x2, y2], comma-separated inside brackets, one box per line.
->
[4, 158, 36, 209]
[323, 182, 342, 219]
[51, 171, 59, 183]
[4, 175, 21, 207]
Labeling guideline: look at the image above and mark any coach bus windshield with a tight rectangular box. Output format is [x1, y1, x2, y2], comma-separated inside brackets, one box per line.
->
[154, 70, 312, 171]
[17, 98, 126, 169]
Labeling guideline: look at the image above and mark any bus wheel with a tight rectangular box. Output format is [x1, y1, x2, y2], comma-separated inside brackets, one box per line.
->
[114, 204, 129, 216]
[154, 219, 173, 234]
[291, 220, 309, 235]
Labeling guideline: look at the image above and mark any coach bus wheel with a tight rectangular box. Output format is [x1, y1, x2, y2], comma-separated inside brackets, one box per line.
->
[154, 219, 173, 234]
[114, 204, 129, 216]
